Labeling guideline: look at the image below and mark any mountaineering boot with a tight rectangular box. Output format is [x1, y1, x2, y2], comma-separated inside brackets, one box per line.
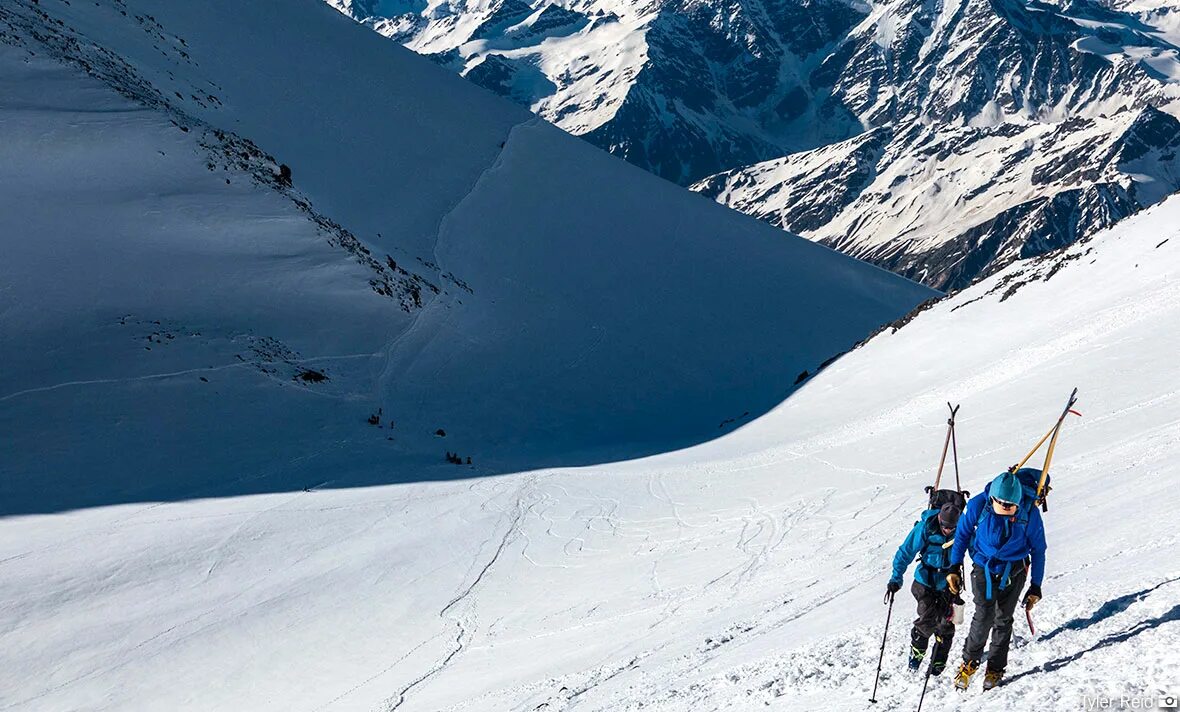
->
[982, 668, 1004, 690]
[909, 629, 929, 672]
[908, 645, 925, 672]
[954, 659, 979, 690]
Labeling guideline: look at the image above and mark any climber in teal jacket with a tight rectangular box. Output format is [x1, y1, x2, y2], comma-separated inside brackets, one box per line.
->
[886, 503, 961, 674]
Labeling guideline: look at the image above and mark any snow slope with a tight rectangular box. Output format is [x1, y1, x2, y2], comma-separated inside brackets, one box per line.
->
[0, 0, 930, 518]
[3, 1, 1179, 712]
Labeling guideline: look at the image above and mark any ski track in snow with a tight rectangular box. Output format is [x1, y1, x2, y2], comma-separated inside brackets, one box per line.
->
[375, 481, 531, 711]
[0, 364, 251, 404]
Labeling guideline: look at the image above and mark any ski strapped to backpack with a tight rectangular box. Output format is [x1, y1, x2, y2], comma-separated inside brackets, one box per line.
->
[925, 403, 969, 512]
[972, 389, 1080, 601]
[917, 404, 968, 596]
[932, 403, 961, 493]
[1007, 388, 1081, 512]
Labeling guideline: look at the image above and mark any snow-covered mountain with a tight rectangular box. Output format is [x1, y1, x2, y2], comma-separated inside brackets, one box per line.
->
[327, 0, 870, 184]
[697, 105, 1180, 290]
[330, 0, 1180, 290]
[0, 0, 928, 518]
[4, 1, 1180, 711]
[694, 0, 1180, 289]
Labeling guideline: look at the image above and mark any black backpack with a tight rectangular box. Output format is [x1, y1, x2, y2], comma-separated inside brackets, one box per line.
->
[925, 486, 968, 512]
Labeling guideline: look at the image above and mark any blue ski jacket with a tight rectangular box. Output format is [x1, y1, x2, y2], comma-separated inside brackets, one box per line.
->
[890, 509, 954, 591]
[950, 485, 1047, 598]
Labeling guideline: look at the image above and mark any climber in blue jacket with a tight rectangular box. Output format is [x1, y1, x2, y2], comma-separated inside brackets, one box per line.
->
[887, 502, 962, 675]
[948, 470, 1047, 691]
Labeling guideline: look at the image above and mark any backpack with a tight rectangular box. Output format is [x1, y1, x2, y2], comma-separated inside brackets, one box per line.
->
[1009, 467, 1050, 521]
[912, 509, 955, 585]
[1013, 467, 1050, 513]
[925, 486, 968, 512]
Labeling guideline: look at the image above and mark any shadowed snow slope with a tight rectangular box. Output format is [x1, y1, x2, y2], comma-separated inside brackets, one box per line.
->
[0, 0, 931, 517]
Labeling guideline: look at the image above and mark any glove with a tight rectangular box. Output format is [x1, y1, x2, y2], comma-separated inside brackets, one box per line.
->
[885, 580, 901, 604]
[1023, 583, 1042, 610]
[946, 564, 964, 596]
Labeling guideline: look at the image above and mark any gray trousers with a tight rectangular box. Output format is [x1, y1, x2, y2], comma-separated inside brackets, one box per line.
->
[962, 562, 1027, 672]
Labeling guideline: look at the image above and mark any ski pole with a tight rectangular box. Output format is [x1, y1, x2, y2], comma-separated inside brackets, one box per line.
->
[916, 663, 933, 712]
[869, 595, 895, 703]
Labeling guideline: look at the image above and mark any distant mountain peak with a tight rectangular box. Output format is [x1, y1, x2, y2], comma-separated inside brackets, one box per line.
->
[329, 0, 1180, 289]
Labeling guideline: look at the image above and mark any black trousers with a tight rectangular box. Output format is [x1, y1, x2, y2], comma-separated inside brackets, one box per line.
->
[912, 580, 955, 639]
[962, 562, 1027, 672]
[911, 580, 955, 666]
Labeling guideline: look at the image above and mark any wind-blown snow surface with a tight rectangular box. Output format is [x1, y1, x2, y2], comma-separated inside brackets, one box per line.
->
[2, 2, 1178, 712]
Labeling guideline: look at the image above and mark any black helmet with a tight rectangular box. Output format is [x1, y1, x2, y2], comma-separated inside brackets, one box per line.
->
[937, 503, 961, 530]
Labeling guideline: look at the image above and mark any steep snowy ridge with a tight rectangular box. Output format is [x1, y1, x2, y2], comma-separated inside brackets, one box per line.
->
[331, 0, 1180, 289]
[695, 0, 1180, 289]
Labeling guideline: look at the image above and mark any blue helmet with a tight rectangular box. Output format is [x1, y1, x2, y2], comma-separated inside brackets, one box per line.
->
[989, 471, 1023, 505]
